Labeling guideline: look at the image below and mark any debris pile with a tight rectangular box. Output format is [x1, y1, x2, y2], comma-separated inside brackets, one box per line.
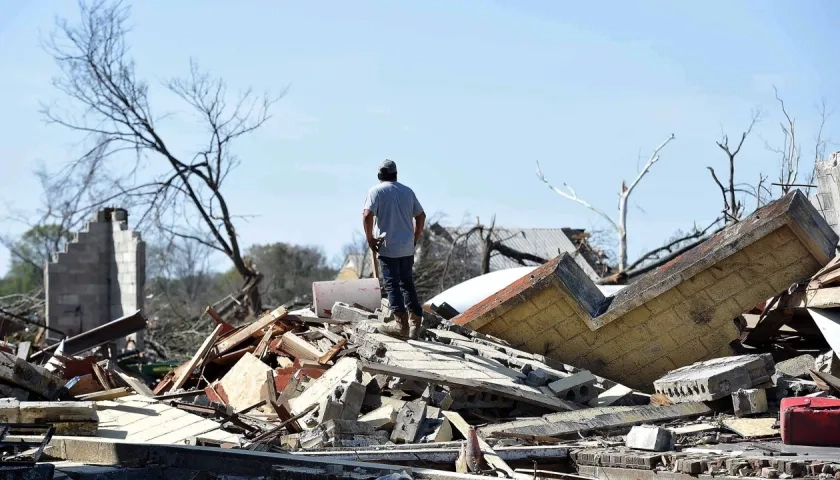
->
[8, 190, 840, 479]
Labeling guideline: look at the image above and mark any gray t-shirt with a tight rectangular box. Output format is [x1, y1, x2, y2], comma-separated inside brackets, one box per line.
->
[363, 181, 424, 258]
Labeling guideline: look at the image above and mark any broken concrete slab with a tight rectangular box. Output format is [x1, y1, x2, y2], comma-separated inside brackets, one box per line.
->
[453, 191, 836, 389]
[359, 404, 398, 430]
[479, 402, 713, 439]
[775, 354, 817, 379]
[547, 370, 597, 404]
[625, 425, 675, 452]
[289, 357, 361, 418]
[589, 384, 634, 408]
[733, 388, 768, 417]
[653, 354, 775, 403]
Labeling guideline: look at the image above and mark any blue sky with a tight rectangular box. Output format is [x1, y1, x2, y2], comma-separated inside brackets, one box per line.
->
[0, 1, 838, 274]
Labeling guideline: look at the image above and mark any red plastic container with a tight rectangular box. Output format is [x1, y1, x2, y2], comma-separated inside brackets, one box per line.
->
[780, 397, 840, 446]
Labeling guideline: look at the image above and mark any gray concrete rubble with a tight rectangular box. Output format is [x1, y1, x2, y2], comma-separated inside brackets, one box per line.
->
[625, 425, 675, 452]
[14, 190, 840, 479]
[732, 388, 768, 417]
[653, 354, 775, 403]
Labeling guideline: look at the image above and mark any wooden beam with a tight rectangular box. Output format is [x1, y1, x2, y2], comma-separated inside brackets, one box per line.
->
[172, 324, 224, 391]
[318, 338, 347, 365]
[279, 332, 325, 361]
[214, 307, 287, 355]
[360, 361, 580, 412]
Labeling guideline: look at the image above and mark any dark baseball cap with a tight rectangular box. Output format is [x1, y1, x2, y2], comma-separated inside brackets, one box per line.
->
[379, 159, 397, 174]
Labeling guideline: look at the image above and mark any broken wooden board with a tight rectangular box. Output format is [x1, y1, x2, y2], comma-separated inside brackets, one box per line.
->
[360, 361, 580, 412]
[92, 395, 239, 444]
[218, 353, 274, 414]
[721, 417, 777, 439]
[280, 332, 325, 361]
[100, 360, 155, 397]
[78, 387, 133, 401]
[479, 403, 712, 439]
[215, 307, 287, 355]
[0, 351, 65, 399]
[172, 324, 223, 391]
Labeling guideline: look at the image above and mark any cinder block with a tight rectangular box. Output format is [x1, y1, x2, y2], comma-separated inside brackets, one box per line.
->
[452, 192, 836, 389]
[547, 370, 597, 403]
[332, 302, 377, 322]
[653, 354, 775, 403]
[625, 425, 675, 452]
[732, 388, 768, 417]
[588, 384, 633, 407]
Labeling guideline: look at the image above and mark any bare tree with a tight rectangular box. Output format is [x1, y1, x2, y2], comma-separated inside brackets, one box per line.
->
[536, 134, 675, 274]
[708, 108, 764, 224]
[41, 0, 281, 317]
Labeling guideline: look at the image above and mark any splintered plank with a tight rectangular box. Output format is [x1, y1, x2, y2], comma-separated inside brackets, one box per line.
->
[172, 324, 224, 391]
[214, 307, 288, 355]
[360, 361, 580, 412]
[0, 352, 64, 400]
[280, 332, 325, 361]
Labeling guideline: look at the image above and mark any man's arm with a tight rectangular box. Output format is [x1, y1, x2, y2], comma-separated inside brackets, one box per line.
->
[363, 209, 379, 252]
[414, 211, 426, 246]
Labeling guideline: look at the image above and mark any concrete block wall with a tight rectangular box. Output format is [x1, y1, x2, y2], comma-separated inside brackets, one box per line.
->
[45, 208, 145, 350]
[454, 191, 837, 390]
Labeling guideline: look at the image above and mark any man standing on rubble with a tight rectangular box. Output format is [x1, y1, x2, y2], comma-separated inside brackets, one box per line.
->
[363, 159, 426, 339]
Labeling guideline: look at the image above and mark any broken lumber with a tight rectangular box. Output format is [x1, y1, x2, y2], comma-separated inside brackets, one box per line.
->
[0, 351, 65, 400]
[31, 310, 147, 360]
[172, 324, 223, 391]
[215, 307, 287, 355]
[217, 353, 274, 413]
[280, 332, 325, 361]
[360, 361, 580, 412]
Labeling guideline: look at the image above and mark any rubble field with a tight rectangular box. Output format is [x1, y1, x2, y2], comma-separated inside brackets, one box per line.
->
[5, 191, 840, 479]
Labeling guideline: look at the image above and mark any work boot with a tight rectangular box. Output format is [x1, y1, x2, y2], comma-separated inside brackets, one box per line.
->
[409, 312, 424, 340]
[376, 312, 410, 339]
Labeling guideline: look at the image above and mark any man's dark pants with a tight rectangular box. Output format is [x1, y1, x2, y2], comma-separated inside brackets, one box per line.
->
[378, 255, 422, 316]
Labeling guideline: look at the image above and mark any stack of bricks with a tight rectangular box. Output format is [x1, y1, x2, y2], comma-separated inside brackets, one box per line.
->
[453, 191, 837, 390]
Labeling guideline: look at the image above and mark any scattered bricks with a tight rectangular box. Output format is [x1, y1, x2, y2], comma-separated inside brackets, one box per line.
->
[331, 302, 377, 322]
[785, 461, 806, 477]
[763, 468, 780, 479]
[589, 384, 633, 408]
[452, 192, 836, 388]
[775, 354, 817, 379]
[548, 370, 597, 404]
[625, 425, 675, 452]
[653, 354, 775, 403]
[811, 464, 827, 476]
[391, 400, 427, 444]
[732, 389, 769, 417]
[338, 381, 366, 420]
[677, 459, 703, 475]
